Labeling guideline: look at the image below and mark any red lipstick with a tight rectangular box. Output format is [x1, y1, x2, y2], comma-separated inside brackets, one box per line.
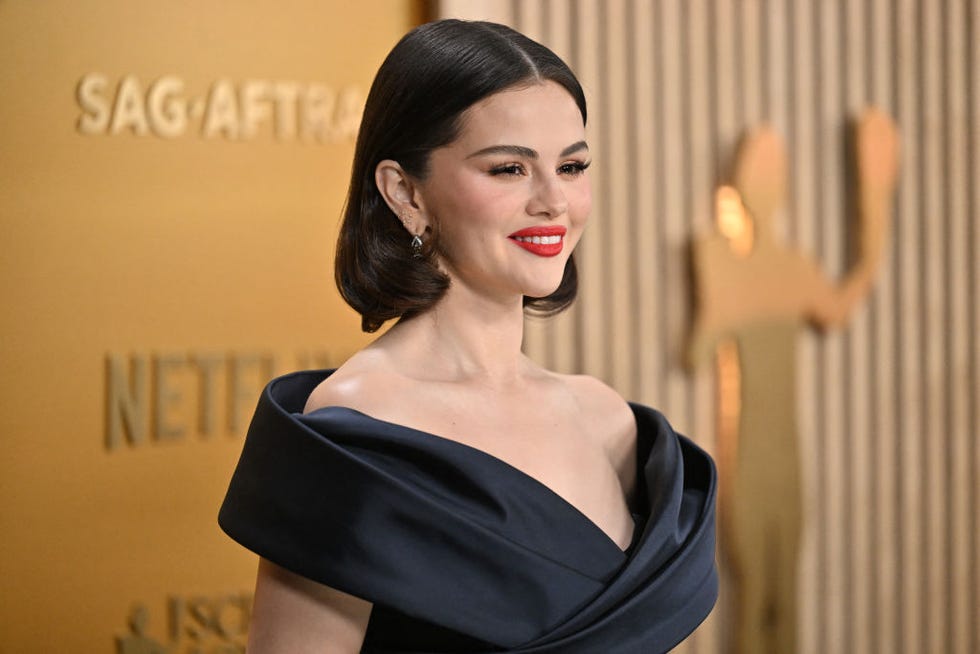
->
[508, 225, 567, 257]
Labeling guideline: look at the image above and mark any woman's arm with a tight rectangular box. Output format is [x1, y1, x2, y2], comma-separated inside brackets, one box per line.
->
[247, 558, 372, 654]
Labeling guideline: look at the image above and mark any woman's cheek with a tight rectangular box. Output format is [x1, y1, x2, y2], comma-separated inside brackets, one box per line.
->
[570, 184, 592, 227]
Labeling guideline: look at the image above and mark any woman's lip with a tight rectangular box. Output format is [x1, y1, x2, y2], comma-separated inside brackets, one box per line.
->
[508, 225, 567, 238]
[509, 234, 564, 257]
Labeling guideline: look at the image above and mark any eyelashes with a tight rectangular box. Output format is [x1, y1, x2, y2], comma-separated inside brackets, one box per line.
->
[488, 160, 592, 177]
[558, 160, 591, 176]
[488, 163, 525, 176]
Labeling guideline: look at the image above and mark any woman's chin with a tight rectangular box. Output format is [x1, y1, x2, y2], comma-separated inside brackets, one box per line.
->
[522, 279, 564, 301]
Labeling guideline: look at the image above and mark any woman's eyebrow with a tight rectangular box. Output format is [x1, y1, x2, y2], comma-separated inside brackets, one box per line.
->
[466, 140, 590, 159]
[467, 144, 537, 159]
[560, 140, 589, 157]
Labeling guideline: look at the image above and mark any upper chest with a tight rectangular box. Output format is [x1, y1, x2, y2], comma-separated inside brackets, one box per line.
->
[359, 380, 638, 549]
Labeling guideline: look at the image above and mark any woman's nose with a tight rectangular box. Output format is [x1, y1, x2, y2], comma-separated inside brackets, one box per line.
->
[527, 176, 569, 218]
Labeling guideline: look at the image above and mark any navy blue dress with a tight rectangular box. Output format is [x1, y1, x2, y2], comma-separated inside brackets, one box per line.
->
[219, 370, 717, 653]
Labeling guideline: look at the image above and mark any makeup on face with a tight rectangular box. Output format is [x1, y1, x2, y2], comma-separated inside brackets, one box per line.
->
[507, 225, 567, 257]
[414, 82, 591, 299]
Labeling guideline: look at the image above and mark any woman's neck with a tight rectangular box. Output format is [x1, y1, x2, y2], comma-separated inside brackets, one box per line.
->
[380, 286, 529, 385]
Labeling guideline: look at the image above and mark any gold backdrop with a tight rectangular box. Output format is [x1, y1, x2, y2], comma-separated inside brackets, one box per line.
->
[0, 2, 417, 650]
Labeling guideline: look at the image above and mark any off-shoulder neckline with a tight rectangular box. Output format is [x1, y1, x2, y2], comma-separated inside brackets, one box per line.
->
[300, 403, 643, 555]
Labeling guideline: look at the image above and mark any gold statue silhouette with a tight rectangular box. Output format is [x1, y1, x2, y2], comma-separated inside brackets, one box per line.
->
[688, 108, 900, 654]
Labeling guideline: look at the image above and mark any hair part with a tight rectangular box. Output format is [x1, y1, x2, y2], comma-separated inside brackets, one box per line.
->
[336, 19, 587, 332]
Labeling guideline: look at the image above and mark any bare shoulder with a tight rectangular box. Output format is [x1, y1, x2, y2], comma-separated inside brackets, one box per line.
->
[555, 373, 637, 449]
[560, 373, 635, 421]
[302, 351, 411, 416]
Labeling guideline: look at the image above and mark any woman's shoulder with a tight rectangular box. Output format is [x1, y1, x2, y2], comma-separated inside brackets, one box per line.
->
[547, 371, 637, 449]
[552, 371, 633, 416]
[302, 351, 412, 416]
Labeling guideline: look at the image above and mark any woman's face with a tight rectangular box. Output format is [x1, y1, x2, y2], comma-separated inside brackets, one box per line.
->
[416, 80, 591, 304]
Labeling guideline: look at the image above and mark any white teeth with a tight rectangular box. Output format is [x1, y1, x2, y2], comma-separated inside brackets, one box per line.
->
[515, 235, 562, 244]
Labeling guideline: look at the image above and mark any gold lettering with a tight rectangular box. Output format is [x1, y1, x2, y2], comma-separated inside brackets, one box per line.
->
[105, 354, 149, 450]
[105, 349, 340, 450]
[153, 353, 187, 441]
[300, 83, 335, 143]
[185, 596, 212, 640]
[109, 75, 149, 135]
[147, 75, 187, 138]
[270, 81, 300, 139]
[194, 353, 224, 437]
[335, 87, 364, 141]
[239, 79, 272, 139]
[76, 73, 110, 134]
[76, 74, 362, 143]
[202, 80, 239, 139]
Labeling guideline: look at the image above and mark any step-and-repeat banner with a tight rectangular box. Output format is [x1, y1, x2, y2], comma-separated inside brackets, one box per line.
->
[0, 2, 415, 651]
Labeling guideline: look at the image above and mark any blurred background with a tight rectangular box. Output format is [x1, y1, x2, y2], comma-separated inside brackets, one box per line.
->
[0, 1, 976, 653]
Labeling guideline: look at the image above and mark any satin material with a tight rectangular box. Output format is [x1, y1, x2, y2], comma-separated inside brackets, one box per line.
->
[219, 369, 717, 653]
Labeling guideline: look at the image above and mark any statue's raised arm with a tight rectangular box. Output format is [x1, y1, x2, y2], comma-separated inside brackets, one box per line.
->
[740, 108, 900, 330]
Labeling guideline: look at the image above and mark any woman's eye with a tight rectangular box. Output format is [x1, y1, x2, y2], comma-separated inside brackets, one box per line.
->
[489, 163, 525, 176]
[558, 160, 591, 176]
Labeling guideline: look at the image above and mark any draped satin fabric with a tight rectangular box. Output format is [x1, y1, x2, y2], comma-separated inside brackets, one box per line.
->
[219, 370, 717, 653]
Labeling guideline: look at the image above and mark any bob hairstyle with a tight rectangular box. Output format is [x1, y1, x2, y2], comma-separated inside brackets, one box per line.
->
[336, 19, 588, 333]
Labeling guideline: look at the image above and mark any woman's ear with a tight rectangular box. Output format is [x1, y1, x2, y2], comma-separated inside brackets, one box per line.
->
[375, 160, 429, 236]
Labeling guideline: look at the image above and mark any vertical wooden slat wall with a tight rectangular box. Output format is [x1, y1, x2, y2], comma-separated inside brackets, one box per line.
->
[437, 1, 978, 652]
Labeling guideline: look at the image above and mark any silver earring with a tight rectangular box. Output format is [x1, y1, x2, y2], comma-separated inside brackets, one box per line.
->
[411, 234, 423, 258]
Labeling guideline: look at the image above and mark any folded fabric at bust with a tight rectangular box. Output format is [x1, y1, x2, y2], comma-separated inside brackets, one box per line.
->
[219, 369, 717, 653]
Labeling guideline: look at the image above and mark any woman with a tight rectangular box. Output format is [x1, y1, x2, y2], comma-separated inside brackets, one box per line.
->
[220, 19, 717, 653]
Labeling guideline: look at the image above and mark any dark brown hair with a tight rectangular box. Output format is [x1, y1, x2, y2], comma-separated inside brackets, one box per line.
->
[336, 19, 587, 332]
